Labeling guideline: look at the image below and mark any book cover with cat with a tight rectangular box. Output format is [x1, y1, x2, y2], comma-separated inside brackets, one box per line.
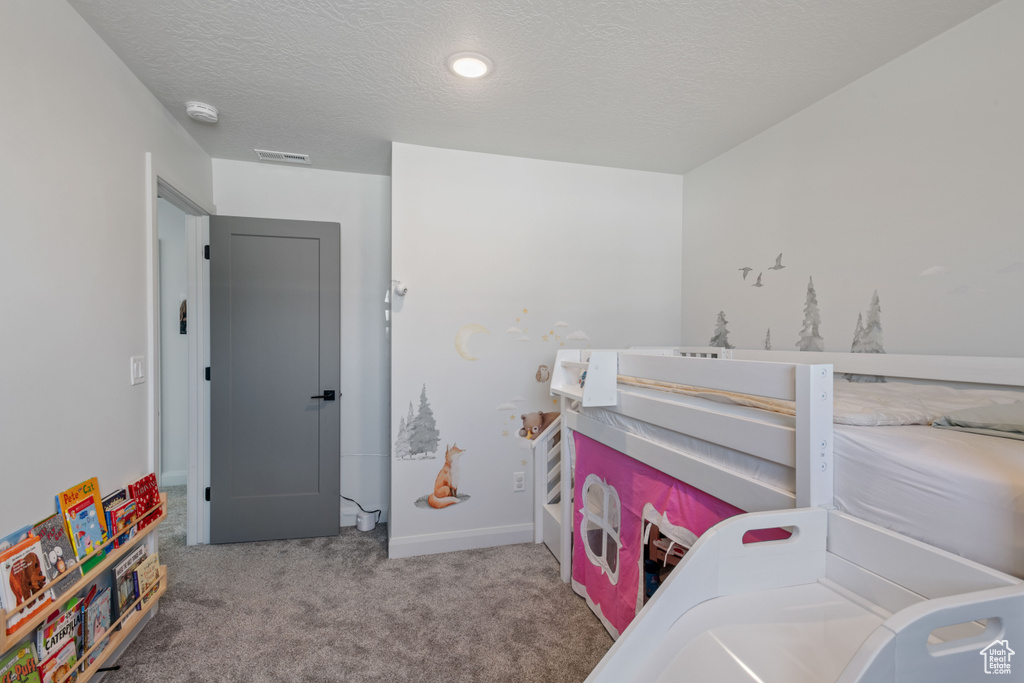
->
[38, 639, 76, 683]
[56, 478, 107, 539]
[31, 514, 80, 599]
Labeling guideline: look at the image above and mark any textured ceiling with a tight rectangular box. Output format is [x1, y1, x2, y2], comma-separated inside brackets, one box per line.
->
[67, 0, 999, 176]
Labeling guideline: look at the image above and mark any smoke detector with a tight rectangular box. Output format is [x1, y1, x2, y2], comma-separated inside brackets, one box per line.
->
[185, 101, 219, 123]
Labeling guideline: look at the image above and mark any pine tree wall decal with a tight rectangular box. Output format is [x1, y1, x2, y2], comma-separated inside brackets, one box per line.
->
[409, 384, 441, 458]
[860, 290, 885, 354]
[846, 291, 886, 382]
[393, 402, 413, 460]
[850, 313, 865, 352]
[764, 327, 772, 351]
[708, 311, 733, 349]
[796, 277, 824, 352]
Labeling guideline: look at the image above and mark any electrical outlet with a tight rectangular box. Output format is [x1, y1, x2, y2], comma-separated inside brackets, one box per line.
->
[513, 471, 525, 492]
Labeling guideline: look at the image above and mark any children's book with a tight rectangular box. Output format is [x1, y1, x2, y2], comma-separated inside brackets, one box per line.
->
[99, 489, 126, 539]
[0, 643, 42, 683]
[38, 639, 76, 683]
[127, 474, 160, 532]
[30, 515, 80, 599]
[0, 536, 54, 635]
[0, 526, 32, 613]
[64, 499, 105, 574]
[132, 553, 160, 611]
[107, 500, 137, 549]
[36, 597, 82, 665]
[0, 526, 32, 555]
[82, 587, 111, 667]
[56, 479, 107, 539]
[111, 545, 147, 626]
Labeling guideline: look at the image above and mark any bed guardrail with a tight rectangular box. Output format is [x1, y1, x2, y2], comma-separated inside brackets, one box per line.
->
[546, 349, 835, 582]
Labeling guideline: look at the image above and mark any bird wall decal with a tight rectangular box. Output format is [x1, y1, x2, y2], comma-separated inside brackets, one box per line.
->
[752, 272, 764, 287]
[739, 267, 753, 280]
[769, 253, 786, 270]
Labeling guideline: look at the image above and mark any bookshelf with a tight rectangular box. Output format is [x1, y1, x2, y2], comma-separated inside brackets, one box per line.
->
[0, 493, 169, 680]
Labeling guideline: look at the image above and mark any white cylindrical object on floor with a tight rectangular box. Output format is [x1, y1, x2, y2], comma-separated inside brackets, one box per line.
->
[356, 511, 375, 532]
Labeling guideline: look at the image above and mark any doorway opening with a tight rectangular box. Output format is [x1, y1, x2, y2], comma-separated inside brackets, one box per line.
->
[157, 198, 188, 491]
[152, 175, 210, 545]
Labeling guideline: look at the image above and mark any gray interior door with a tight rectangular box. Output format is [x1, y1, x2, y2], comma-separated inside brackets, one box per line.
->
[209, 215, 340, 543]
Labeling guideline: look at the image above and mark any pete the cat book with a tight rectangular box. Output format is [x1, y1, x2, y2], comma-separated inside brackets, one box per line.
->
[56, 479, 107, 539]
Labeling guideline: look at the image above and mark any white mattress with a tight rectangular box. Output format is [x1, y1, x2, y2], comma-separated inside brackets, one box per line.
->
[834, 424, 1024, 578]
[579, 385, 1024, 578]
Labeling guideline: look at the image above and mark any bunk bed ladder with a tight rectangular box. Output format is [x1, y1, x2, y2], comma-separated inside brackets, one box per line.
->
[531, 413, 565, 560]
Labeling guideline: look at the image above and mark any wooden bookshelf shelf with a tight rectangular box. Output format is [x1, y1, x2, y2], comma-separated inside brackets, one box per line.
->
[53, 565, 168, 683]
[0, 492, 168, 659]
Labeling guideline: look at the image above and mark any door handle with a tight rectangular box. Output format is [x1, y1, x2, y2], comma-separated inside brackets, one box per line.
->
[311, 390, 337, 401]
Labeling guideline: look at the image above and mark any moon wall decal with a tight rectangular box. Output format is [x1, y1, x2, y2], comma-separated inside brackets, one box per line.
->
[455, 324, 490, 360]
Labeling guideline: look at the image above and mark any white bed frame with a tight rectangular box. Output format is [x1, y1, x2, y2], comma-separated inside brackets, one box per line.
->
[539, 347, 1024, 683]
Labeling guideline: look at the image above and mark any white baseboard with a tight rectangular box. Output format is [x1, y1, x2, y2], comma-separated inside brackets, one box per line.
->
[388, 523, 534, 559]
[160, 470, 187, 487]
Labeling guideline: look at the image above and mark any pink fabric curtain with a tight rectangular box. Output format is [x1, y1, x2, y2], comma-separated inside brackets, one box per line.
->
[572, 432, 787, 636]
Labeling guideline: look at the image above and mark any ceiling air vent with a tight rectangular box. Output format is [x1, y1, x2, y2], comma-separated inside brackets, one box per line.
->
[254, 149, 311, 165]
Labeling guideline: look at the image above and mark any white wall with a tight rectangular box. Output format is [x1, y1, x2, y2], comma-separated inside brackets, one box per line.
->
[0, 0, 212, 529]
[158, 199, 189, 486]
[390, 143, 683, 557]
[680, 0, 1024, 357]
[211, 159, 392, 525]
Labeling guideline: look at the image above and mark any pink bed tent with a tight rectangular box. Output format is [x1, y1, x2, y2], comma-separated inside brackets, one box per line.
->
[572, 432, 787, 637]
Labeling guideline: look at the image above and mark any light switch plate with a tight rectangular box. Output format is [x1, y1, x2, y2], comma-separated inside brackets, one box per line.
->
[130, 355, 146, 385]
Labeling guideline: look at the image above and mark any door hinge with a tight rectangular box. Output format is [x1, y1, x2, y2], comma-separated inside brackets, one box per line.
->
[205, 367, 210, 381]
[204, 245, 210, 260]
[205, 487, 211, 502]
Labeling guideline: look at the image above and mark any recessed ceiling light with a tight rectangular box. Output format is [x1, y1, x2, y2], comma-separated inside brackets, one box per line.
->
[447, 52, 492, 78]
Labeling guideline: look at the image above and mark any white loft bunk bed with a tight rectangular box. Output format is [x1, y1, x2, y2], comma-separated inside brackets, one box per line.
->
[538, 348, 1024, 683]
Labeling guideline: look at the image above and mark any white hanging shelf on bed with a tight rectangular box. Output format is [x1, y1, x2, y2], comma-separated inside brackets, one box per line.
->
[550, 349, 620, 406]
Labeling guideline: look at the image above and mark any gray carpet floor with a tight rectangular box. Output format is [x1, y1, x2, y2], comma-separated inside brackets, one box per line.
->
[104, 487, 612, 682]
